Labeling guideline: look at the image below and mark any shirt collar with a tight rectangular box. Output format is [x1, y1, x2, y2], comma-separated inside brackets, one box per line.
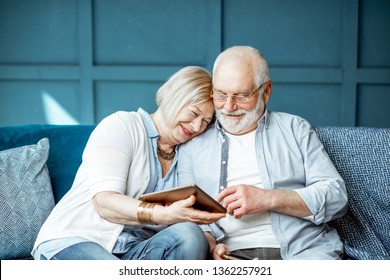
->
[137, 108, 159, 139]
[262, 108, 271, 129]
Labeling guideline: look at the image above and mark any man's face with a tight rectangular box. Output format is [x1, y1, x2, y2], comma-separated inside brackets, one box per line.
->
[212, 61, 269, 135]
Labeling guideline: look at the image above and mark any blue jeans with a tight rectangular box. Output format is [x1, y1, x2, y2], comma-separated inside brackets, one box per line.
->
[48, 222, 208, 260]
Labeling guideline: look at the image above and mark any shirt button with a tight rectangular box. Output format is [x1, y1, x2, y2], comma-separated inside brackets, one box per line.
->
[220, 186, 225, 190]
[222, 160, 226, 165]
[222, 138, 226, 143]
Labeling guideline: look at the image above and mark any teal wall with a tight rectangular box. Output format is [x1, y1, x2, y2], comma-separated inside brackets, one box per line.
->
[1, 0, 389, 127]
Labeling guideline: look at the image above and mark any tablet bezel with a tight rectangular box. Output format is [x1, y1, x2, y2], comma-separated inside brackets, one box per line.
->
[140, 184, 226, 213]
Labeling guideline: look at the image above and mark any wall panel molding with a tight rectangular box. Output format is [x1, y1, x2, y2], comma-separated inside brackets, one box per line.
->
[0, 0, 389, 127]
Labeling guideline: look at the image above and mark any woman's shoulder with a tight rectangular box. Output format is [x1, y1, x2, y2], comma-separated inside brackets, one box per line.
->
[102, 111, 144, 128]
[93, 111, 146, 141]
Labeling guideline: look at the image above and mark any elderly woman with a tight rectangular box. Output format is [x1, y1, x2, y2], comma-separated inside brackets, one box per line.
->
[32, 66, 225, 260]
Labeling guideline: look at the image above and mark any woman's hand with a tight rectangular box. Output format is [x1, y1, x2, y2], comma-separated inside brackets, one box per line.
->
[92, 191, 225, 226]
[153, 195, 225, 225]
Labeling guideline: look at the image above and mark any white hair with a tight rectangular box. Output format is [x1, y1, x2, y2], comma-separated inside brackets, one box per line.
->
[213, 46, 270, 86]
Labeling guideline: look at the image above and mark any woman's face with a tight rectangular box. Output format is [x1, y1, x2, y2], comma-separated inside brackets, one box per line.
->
[171, 101, 214, 144]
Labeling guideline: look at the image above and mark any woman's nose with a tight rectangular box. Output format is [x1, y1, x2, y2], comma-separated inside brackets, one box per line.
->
[190, 117, 202, 132]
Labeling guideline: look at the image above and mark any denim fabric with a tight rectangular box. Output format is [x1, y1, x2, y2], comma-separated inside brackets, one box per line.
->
[41, 222, 208, 260]
[117, 222, 209, 260]
[51, 242, 119, 260]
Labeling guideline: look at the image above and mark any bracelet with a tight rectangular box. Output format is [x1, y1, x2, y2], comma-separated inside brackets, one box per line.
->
[137, 202, 157, 224]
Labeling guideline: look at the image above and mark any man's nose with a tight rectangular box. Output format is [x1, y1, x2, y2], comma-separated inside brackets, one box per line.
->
[223, 96, 237, 111]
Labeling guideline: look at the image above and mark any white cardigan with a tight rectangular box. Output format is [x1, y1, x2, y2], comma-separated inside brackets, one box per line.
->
[33, 111, 151, 253]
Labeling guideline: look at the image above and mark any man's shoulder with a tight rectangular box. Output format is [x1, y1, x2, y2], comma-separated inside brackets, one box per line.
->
[269, 110, 310, 126]
[268, 111, 315, 140]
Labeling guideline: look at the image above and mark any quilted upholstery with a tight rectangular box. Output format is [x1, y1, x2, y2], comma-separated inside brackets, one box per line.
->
[315, 127, 390, 260]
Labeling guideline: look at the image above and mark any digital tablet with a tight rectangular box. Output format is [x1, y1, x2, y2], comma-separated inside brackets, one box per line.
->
[140, 184, 226, 213]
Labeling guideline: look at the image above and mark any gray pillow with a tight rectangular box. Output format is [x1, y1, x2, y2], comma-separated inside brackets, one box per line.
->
[0, 138, 55, 259]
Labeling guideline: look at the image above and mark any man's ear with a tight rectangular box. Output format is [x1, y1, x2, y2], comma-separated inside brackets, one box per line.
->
[263, 81, 272, 104]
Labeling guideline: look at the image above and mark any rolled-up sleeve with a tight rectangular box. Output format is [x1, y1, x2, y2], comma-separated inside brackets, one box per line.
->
[293, 120, 348, 224]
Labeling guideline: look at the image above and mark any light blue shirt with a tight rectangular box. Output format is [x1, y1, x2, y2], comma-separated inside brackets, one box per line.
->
[137, 108, 178, 194]
[177, 109, 348, 259]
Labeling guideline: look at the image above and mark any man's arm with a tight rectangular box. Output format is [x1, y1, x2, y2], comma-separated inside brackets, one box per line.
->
[293, 120, 348, 224]
[217, 185, 311, 219]
[219, 119, 348, 223]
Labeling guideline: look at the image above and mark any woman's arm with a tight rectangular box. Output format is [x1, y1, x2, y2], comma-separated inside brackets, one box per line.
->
[92, 191, 141, 225]
[93, 191, 225, 226]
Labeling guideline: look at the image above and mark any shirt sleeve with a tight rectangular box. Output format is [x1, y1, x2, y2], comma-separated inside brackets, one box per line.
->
[293, 119, 348, 224]
[82, 113, 135, 198]
[200, 224, 226, 242]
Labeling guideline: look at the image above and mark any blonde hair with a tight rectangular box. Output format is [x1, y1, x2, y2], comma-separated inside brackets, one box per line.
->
[156, 66, 212, 126]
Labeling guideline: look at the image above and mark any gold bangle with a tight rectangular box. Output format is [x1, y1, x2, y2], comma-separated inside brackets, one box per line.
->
[137, 202, 157, 224]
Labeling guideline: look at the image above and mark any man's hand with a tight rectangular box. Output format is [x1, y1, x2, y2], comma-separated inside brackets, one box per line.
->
[213, 243, 231, 260]
[217, 184, 269, 218]
[204, 232, 230, 260]
[217, 184, 312, 219]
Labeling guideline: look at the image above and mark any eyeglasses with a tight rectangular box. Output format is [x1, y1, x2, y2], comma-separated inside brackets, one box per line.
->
[211, 81, 269, 103]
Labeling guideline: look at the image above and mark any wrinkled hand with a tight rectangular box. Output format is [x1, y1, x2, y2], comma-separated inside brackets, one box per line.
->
[212, 243, 230, 260]
[155, 195, 226, 225]
[217, 184, 271, 219]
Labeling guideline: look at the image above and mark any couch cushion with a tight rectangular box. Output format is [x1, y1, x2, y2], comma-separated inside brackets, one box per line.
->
[315, 126, 390, 260]
[0, 138, 55, 259]
[0, 125, 95, 202]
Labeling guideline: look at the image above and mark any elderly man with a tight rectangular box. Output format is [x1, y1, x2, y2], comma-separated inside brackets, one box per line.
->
[178, 46, 348, 260]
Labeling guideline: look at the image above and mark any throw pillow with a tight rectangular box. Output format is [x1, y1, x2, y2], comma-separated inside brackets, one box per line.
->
[0, 138, 55, 259]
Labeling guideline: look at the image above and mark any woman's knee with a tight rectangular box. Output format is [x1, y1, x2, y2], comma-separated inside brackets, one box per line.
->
[127, 223, 209, 260]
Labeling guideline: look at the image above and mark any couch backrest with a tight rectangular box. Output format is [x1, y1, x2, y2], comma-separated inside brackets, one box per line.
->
[1, 124, 389, 259]
[315, 126, 390, 260]
[0, 125, 95, 203]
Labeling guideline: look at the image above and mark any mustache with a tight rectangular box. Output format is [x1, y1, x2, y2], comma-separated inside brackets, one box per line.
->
[216, 109, 246, 116]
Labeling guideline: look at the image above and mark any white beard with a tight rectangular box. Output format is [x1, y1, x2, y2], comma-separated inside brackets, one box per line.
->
[216, 98, 263, 134]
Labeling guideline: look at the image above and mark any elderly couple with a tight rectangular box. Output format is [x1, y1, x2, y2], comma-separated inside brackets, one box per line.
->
[33, 46, 347, 260]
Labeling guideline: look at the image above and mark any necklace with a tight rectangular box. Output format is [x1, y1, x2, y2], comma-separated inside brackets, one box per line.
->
[157, 143, 176, 160]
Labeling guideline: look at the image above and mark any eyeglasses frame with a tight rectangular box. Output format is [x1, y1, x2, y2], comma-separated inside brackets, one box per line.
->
[211, 80, 269, 103]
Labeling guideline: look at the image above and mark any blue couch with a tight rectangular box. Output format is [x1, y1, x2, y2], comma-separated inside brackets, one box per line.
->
[0, 125, 389, 260]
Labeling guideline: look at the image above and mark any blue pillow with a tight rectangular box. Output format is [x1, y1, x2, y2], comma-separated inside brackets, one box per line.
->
[0, 138, 55, 259]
